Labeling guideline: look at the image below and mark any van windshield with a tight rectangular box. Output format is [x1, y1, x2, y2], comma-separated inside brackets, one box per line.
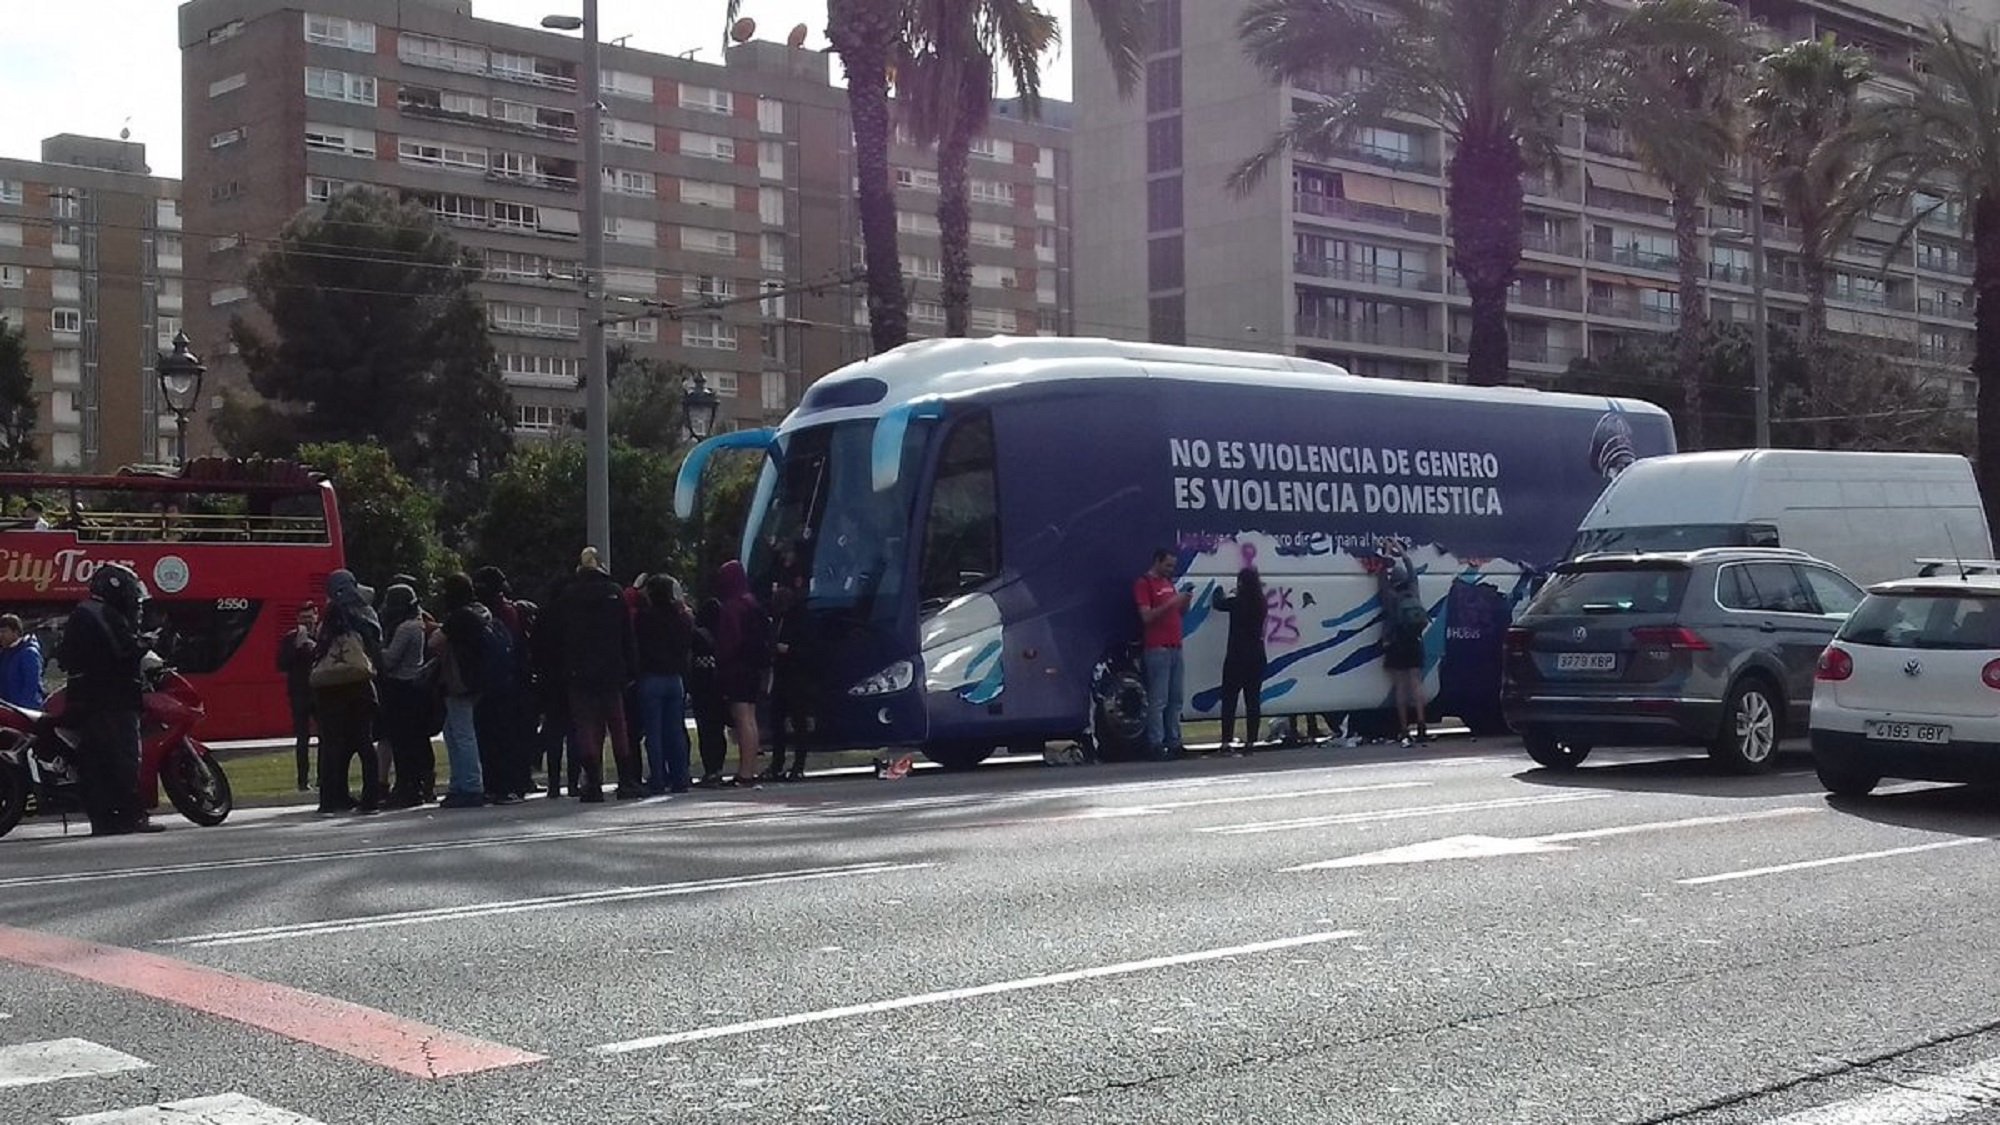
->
[744, 420, 930, 618]
[1571, 523, 1777, 557]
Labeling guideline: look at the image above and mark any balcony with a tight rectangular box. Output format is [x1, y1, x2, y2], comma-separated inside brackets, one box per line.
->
[1520, 230, 1583, 257]
[1707, 261, 1753, 286]
[1919, 296, 1972, 321]
[1919, 255, 1974, 278]
[1521, 175, 1582, 204]
[1296, 314, 1440, 351]
[1588, 242, 1678, 272]
[1918, 341, 1973, 365]
[1587, 296, 1678, 325]
[1341, 141, 1440, 175]
[1293, 255, 1443, 292]
[487, 168, 579, 193]
[1447, 337, 1580, 366]
[1448, 275, 1585, 311]
[1584, 186, 1671, 219]
[1294, 192, 1443, 235]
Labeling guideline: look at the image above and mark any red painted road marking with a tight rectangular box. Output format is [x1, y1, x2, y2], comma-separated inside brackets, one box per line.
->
[0, 925, 544, 1079]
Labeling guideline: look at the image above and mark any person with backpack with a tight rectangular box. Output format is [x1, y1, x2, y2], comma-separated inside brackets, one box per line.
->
[430, 572, 492, 808]
[558, 547, 640, 801]
[472, 566, 530, 802]
[1212, 566, 1269, 756]
[311, 570, 383, 814]
[1378, 539, 1430, 748]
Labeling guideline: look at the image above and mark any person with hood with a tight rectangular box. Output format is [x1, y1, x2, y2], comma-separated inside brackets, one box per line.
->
[377, 583, 435, 808]
[310, 569, 383, 814]
[472, 565, 530, 800]
[634, 574, 694, 794]
[0, 614, 45, 710]
[431, 572, 493, 807]
[557, 547, 639, 801]
[1377, 538, 1430, 748]
[58, 563, 154, 835]
[1213, 566, 1269, 755]
[712, 559, 770, 787]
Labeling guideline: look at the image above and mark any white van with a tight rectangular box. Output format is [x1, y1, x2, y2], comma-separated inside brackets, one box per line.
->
[1570, 450, 1991, 585]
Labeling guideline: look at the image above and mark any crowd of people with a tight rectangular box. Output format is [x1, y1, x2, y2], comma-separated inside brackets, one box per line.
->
[285, 548, 810, 815]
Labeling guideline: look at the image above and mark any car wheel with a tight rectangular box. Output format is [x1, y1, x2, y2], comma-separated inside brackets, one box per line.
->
[1816, 765, 1880, 798]
[1522, 732, 1591, 771]
[1713, 678, 1781, 774]
[1091, 664, 1150, 762]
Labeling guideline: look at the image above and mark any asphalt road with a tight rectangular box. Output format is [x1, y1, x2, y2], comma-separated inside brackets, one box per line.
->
[6, 736, 2000, 1124]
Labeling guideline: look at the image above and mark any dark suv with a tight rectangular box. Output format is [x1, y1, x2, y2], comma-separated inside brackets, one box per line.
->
[1503, 548, 1863, 773]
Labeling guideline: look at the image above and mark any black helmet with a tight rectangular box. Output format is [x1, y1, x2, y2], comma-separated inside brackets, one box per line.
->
[87, 562, 146, 617]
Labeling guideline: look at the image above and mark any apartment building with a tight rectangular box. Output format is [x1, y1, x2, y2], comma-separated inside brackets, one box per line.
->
[176, 0, 1072, 446]
[1075, 0, 1985, 399]
[0, 135, 181, 470]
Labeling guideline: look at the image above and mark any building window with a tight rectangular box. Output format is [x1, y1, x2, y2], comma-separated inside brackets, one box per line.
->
[759, 187, 785, 226]
[603, 267, 655, 295]
[682, 321, 738, 349]
[489, 302, 580, 339]
[209, 181, 242, 202]
[758, 97, 785, 134]
[210, 285, 249, 306]
[485, 249, 572, 283]
[683, 227, 739, 256]
[970, 221, 1016, 248]
[604, 216, 657, 246]
[536, 206, 579, 236]
[50, 192, 80, 220]
[896, 167, 942, 192]
[687, 275, 736, 302]
[904, 255, 944, 282]
[158, 277, 182, 309]
[969, 179, 1014, 205]
[157, 235, 184, 264]
[208, 73, 247, 98]
[680, 84, 735, 115]
[680, 179, 736, 208]
[156, 198, 181, 230]
[759, 140, 784, 179]
[605, 167, 656, 197]
[399, 137, 487, 173]
[1146, 115, 1182, 173]
[911, 301, 947, 326]
[1037, 307, 1060, 335]
[304, 123, 376, 157]
[0, 265, 20, 290]
[52, 350, 80, 383]
[48, 270, 80, 301]
[898, 211, 941, 237]
[602, 118, 656, 149]
[207, 19, 245, 44]
[499, 353, 581, 385]
[0, 180, 18, 206]
[762, 232, 786, 273]
[607, 318, 659, 343]
[516, 403, 564, 433]
[601, 69, 653, 101]
[305, 176, 346, 204]
[304, 13, 376, 52]
[682, 133, 737, 162]
[970, 136, 1014, 162]
[0, 223, 19, 248]
[52, 309, 81, 335]
[305, 67, 377, 105]
[209, 128, 245, 149]
[1146, 56, 1182, 114]
[489, 201, 537, 230]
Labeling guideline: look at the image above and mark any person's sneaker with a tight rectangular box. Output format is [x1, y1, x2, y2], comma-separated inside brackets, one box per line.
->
[614, 785, 646, 800]
[577, 788, 606, 804]
[490, 793, 524, 806]
[438, 793, 484, 809]
[1399, 735, 1414, 749]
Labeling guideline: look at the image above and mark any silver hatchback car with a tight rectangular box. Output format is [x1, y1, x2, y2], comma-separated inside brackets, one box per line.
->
[1503, 548, 1864, 773]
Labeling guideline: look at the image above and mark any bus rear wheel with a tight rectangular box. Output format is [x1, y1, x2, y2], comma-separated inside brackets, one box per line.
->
[1092, 665, 1150, 762]
[922, 743, 994, 772]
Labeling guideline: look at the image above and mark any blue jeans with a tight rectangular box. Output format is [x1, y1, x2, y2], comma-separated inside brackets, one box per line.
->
[636, 674, 690, 792]
[1142, 646, 1185, 754]
[441, 695, 484, 797]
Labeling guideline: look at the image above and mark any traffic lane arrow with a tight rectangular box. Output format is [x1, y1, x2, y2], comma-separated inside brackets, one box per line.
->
[1282, 807, 1824, 872]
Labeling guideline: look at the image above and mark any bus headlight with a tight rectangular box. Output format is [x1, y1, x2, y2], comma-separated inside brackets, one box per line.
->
[849, 660, 914, 697]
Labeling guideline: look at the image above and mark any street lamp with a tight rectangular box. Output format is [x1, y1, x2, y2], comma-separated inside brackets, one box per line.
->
[682, 372, 722, 441]
[156, 330, 205, 466]
[543, 2, 611, 570]
[1712, 153, 1772, 448]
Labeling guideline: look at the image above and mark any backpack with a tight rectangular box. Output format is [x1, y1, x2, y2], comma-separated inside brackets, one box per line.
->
[476, 614, 515, 694]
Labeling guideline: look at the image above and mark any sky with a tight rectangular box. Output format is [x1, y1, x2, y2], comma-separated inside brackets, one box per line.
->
[0, 0, 1079, 179]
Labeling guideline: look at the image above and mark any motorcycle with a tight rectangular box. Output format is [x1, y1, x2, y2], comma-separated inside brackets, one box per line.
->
[0, 651, 234, 837]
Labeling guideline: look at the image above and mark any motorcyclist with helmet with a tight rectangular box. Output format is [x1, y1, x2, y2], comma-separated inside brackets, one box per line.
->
[58, 563, 158, 835]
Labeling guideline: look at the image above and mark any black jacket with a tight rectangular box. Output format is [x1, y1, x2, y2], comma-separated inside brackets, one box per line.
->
[1213, 586, 1268, 667]
[59, 600, 144, 715]
[275, 629, 316, 703]
[555, 569, 637, 690]
[635, 603, 693, 678]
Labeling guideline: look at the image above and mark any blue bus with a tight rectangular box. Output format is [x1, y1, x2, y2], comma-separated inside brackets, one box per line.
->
[677, 338, 1675, 767]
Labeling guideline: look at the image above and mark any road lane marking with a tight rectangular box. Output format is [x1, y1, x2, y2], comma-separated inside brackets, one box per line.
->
[0, 1038, 150, 1089]
[1284, 807, 1825, 872]
[64, 1093, 327, 1124]
[1678, 836, 1992, 885]
[593, 930, 1359, 1054]
[1202, 792, 1608, 835]
[0, 925, 544, 1079]
[968, 782, 1437, 827]
[160, 861, 934, 947]
[1757, 1054, 2000, 1123]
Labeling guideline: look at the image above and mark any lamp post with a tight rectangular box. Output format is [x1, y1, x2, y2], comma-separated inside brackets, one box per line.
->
[1712, 154, 1772, 448]
[155, 330, 205, 466]
[543, 2, 610, 569]
[682, 372, 722, 442]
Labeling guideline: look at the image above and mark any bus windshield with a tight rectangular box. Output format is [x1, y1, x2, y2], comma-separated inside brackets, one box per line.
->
[746, 420, 930, 617]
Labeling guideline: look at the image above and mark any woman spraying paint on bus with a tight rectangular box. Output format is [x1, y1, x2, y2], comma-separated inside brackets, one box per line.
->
[1212, 566, 1268, 756]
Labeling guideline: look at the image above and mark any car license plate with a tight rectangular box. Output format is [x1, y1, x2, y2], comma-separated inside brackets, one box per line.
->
[1865, 721, 1951, 745]
[1555, 652, 1617, 672]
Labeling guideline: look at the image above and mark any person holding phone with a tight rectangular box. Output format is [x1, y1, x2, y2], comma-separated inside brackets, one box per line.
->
[1134, 547, 1193, 759]
[276, 603, 319, 792]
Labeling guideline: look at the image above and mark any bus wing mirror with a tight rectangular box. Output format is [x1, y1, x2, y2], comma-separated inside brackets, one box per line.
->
[872, 399, 945, 494]
[674, 428, 776, 520]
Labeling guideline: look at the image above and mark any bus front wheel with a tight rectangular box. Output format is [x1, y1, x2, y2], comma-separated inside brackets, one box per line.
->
[922, 743, 994, 772]
[1092, 664, 1150, 762]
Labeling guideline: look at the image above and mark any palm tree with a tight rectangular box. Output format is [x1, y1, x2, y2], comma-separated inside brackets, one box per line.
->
[1231, 0, 1627, 386]
[1610, 0, 1751, 448]
[1744, 36, 1877, 356]
[1863, 23, 2000, 530]
[900, 1, 1059, 336]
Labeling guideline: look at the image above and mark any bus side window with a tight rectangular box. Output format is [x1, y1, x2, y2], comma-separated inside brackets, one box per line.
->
[920, 413, 1000, 606]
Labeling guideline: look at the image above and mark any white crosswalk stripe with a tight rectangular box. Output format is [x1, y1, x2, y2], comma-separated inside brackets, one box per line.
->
[0, 1038, 149, 1089]
[62, 1093, 328, 1124]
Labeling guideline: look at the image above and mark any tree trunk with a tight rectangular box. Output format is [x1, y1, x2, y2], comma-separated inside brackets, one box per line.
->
[1447, 127, 1524, 387]
[937, 116, 975, 337]
[1672, 189, 1706, 449]
[1974, 193, 2000, 537]
[829, 0, 909, 355]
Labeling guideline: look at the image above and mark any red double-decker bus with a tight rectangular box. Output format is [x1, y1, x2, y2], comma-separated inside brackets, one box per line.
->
[0, 459, 344, 741]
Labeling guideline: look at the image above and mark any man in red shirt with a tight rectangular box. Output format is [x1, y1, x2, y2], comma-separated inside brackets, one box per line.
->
[1134, 547, 1192, 757]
